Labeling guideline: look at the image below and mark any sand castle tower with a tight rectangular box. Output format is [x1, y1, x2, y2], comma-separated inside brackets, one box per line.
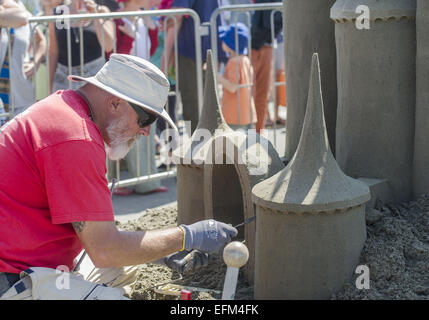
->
[204, 129, 284, 283]
[172, 50, 284, 282]
[173, 50, 233, 225]
[331, 0, 416, 202]
[414, 0, 429, 198]
[252, 54, 370, 299]
[172, 50, 285, 281]
[283, 0, 338, 160]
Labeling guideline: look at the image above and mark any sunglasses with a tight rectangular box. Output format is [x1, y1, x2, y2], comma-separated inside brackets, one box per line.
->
[128, 102, 159, 128]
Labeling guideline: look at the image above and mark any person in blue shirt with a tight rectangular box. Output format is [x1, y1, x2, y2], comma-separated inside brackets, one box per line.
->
[168, 0, 227, 134]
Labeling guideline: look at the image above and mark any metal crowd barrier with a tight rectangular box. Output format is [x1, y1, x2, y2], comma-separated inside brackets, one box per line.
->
[2, 4, 285, 190]
[14, 8, 204, 190]
[210, 2, 285, 147]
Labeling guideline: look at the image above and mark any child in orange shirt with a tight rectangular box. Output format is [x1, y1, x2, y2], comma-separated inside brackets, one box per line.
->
[217, 23, 255, 131]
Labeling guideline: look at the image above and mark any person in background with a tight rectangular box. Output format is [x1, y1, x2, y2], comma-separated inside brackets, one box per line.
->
[1, 0, 46, 116]
[19, 0, 41, 15]
[44, 0, 115, 92]
[106, 0, 158, 59]
[217, 23, 255, 131]
[106, 0, 167, 196]
[218, 0, 253, 29]
[168, 0, 227, 134]
[273, 31, 285, 125]
[1, 0, 30, 125]
[1, 0, 44, 124]
[0, 99, 4, 126]
[265, 31, 285, 127]
[0, 0, 29, 28]
[94, 0, 119, 11]
[152, 0, 177, 169]
[250, 0, 282, 134]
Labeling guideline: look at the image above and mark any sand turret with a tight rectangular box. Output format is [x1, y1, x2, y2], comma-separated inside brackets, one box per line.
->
[283, 0, 338, 161]
[252, 54, 370, 299]
[414, 0, 429, 197]
[332, 0, 416, 202]
[173, 50, 233, 225]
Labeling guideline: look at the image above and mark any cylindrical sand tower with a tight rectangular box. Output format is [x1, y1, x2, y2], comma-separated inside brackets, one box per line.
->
[173, 50, 233, 225]
[283, 0, 338, 160]
[252, 54, 370, 299]
[204, 131, 284, 284]
[414, 0, 429, 198]
[332, 0, 416, 202]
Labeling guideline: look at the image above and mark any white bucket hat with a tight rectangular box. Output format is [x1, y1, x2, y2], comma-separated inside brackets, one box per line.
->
[69, 53, 178, 132]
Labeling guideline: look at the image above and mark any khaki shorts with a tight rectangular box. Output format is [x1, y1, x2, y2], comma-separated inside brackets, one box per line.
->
[0, 252, 138, 300]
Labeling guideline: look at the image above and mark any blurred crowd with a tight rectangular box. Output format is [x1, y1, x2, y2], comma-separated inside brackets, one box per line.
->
[0, 0, 284, 194]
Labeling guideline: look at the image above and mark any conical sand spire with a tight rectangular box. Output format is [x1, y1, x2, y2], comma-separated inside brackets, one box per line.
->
[295, 53, 332, 162]
[253, 53, 369, 299]
[195, 50, 231, 134]
[173, 50, 232, 165]
[253, 53, 370, 212]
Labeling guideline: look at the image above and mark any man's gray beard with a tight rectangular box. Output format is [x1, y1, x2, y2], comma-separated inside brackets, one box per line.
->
[106, 140, 135, 161]
[106, 116, 140, 161]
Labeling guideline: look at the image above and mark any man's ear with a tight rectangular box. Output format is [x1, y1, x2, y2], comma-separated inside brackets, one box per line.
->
[108, 96, 122, 114]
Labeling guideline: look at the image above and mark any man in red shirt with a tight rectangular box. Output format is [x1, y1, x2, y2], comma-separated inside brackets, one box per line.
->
[0, 54, 237, 299]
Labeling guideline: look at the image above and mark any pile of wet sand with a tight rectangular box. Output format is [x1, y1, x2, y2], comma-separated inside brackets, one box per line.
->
[332, 195, 429, 300]
[116, 205, 253, 300]
[117, 195, 429, 300]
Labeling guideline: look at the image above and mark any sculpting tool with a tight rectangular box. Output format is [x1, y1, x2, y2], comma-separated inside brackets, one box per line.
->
[221, 241, 249, 300]
[154, 283, 221, 297]
[234, 215, 256, 228]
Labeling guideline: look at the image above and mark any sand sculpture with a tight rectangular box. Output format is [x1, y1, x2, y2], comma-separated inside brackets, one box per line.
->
[175, 0, 426, 298]
[252, 54, 370, 299]
[174, 50, 284, 282]
[173, 50, 233, 225]
[283, 0, 425, 203]
[414, 0, 429, 198]
[332, 0, 417, 202]
[204, 130, 284, 283]
[283, 0, 338, 160]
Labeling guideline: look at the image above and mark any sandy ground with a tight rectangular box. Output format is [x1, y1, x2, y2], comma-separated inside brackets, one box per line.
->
[333, 195, 429, 300]
[117, 195, 429, 300]
[116, 204, 253, 300]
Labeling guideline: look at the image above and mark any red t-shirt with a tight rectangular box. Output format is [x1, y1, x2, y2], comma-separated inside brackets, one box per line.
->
[0, 90, 114, 274]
